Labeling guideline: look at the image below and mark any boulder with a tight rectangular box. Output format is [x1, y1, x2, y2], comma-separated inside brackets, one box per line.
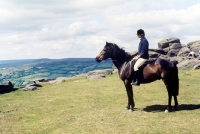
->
[177, 47, 190, 57]
[159, 55, 170, 61]
[149, 48, 166, 55]
[22, 85, 37, 91]
[177, 59, 200, 69]
[149, 51, 160, 58]
[158, 37, 180, 49]
[113, 69, 118, 74]
[167, 49, 179, 57]
[55, 77, 70, 84]
[88, 74, 106, 80]
[187, 40, 200, 48]
[163, 47, 170, 53]
[87, 69, 112, 77]
[169, 43, 182, 50]
[168, 37, 180, 43]
[87, 69, 112, 80]
[189, 41, 200, 54]
[34, 79, 54, 84]
[158, 39, 169, 49]
[0, 81, 14, 93]
[21, 83, 41, 91]
[193, 63, 200, 70]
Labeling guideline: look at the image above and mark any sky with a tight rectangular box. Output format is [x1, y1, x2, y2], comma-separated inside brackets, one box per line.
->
[0, 0, 200, 60]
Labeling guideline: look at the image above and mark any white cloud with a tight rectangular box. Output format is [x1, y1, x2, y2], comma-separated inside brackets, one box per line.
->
[0, 0, 200, 60]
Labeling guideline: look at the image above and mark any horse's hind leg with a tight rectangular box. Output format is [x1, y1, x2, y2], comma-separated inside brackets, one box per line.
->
[163, 79, 174, 112]
[165, 93, 172, 112]
[174, 95, 178, 110]
[165, 85, 179, 112]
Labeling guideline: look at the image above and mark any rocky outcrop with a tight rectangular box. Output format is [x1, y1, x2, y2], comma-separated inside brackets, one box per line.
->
[129, 38, 200, 69]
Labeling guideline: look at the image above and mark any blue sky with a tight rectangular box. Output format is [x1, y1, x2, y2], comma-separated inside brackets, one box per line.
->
[0, 0, 200, 60]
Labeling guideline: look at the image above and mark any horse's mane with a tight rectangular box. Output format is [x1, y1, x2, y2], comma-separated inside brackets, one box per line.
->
[112, 43, 133, 61]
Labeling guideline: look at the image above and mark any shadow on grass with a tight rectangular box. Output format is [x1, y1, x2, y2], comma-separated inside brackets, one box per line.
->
[0, 88, 19, 94]
[143, 104, 200, 112]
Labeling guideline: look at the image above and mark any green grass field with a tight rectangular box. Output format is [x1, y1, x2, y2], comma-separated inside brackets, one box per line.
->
[0, 69, 200, 134]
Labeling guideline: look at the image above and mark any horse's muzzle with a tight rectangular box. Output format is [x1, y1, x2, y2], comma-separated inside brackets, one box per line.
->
[95, 56, 103, 62]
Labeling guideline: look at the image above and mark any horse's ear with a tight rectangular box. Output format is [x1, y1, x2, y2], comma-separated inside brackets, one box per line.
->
[106, 41, 108, 44]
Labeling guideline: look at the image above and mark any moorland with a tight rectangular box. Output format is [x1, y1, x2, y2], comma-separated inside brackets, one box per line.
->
[0, 69, 200, 133]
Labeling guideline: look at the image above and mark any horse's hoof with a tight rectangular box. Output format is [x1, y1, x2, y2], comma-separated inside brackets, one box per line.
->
[129, 109, 133, 112]
[171, 107, 176, 112]
[165, 109, 169, 113]
[125, 106, 130, 110]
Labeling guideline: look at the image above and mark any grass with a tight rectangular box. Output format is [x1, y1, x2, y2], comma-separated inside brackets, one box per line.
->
[0, 69, 200, 134]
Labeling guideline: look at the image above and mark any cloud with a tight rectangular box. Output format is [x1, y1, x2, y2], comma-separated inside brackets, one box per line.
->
[0, 1, 200, 60]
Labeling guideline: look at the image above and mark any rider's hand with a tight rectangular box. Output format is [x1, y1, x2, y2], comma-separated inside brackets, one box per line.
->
[132, 55, 140, 60]
[132, 56, 138, 61]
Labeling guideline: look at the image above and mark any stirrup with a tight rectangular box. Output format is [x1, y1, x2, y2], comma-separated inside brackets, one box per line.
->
[132, 81, 140, 86]
[131, 80, 135, 85]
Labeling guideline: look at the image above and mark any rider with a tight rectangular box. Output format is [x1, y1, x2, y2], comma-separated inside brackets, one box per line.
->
[131, 29, 149, 86]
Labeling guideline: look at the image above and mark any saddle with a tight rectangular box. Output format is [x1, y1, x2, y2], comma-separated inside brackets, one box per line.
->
[131, 58, 156, 70]
[131, 58, 157, 81]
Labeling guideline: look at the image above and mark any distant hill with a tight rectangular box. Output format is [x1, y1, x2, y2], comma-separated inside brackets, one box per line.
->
[0, 58, 113, 87]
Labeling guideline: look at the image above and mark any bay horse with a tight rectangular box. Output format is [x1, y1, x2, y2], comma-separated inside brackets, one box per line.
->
[96, 42, 179, 112]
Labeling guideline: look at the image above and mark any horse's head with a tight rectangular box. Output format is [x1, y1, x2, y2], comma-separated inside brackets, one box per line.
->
[96, 42, 114, 62]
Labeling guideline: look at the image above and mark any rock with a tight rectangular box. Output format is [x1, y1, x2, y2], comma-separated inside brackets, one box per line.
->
[175, 57, 187, 63]
[169, 43, 182, 50]
[177, 59, 200, 69]
[87, 69, 112, 80]
[193, 64, 200, 70]
[158, 39, 169, 49]
[149, 51, 160, 58]
[163, 47, 170, 53]
[177, 47, 190, 57]
[158, 37, 180, 49]
[167, 49, 179, 57]
[22, 84, 37, 91]
[0, 81, 14, 93]
[87, 69, 112, 77]
[55, 77, 69, 84]
[34, 79, 54, 84]
[189, 41, 200, 54]
[187, 40, 200, 48]
[113, 69, 118, 74]
[168, 37, 180, 43]
[88, 74, 106, 80]
[149, 48, 166, 55]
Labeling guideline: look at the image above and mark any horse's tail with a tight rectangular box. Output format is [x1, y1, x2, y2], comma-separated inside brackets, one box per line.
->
[172, 63, 179, 96]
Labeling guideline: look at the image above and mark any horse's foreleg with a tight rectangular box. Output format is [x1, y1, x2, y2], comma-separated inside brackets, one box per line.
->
[124, 80, 135, 111]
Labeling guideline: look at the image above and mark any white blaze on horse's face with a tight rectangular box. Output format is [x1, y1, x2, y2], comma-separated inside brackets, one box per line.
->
[96, 42, 112, 62]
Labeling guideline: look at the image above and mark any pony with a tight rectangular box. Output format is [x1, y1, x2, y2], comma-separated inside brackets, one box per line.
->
[96, 42, 179, 112]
